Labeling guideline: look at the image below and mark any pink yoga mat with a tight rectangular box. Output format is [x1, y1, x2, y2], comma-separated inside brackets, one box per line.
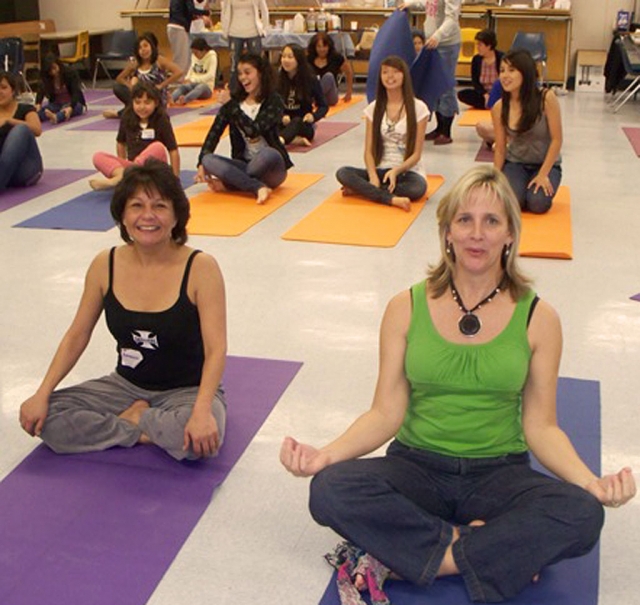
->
[287, 121, 359, 153]
[622, 127, 640, 157]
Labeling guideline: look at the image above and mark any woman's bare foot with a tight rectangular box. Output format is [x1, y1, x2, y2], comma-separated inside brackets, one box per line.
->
[341, 186, 354, 197]
[291, 135, 312, 147]
[118, 399, 151, 444]
[102, 109, 119, 119]
[89, 174, 122, 190]
[391, 196, 411, 212]
[44, 108, 57, 124]
[175, 95, 186, 105]
[206, 178, 227, 193]
[256, 186, 272, 204]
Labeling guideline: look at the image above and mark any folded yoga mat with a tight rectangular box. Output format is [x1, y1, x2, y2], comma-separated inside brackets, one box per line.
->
[0, 169, 95, 213]
[288, 121, 359, 153]
[188, 172, 324, 236]
[174, 116, 221, 147]
[518, 186, 572, 260]
[474, 142, 494, 163]
[281, 175, 445, 248]
[622, 127, 640, 157]
[15, 171, 197, 232]
[0, 355, 302, 605]
[458, 109, 491, 127]
[326, 95, 365, 117]
[319, 376, 601, 605]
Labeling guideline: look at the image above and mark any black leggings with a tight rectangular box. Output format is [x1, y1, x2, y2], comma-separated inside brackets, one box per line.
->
[279, 116, 315, 144]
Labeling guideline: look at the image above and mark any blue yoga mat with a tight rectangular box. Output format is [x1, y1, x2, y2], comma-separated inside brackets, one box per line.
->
[0, 355, 302, 605]
[15, 171, 198, 232]
[319, 377, 601, 605]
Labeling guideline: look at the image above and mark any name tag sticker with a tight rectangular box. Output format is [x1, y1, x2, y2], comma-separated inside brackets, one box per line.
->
[121, 348, 143, 368]
[141, 128, 155, 140]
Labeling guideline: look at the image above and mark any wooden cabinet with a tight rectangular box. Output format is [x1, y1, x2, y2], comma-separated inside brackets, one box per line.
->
[492, 9, 571, 84]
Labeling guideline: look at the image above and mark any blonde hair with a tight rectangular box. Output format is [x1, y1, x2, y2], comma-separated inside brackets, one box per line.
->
[427, 165, 532, 299]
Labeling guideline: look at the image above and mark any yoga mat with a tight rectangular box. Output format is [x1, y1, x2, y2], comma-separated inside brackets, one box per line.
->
[15, 171, 198, 232]
[83, 90, 118, 104]
[630, 293, 640, 302]
[519, 186, 572, 260]
[319, 376, 601, 605]
[622, 127, 640, 157]
[326, 95, 365, 117]
[282, 175, 445, 248]
[0, 355, 302, 605]
[458, 109, 491, 127]
[188, 172, 324, 236]
[287, 121, 359, 153]
[168, 90, 219, 109]
[411, 48, 456, 113]
[69, 107, 195, 132]
[474, 142, 494, 163]
[0, 169, 95, 213]
[174, 116, 220, 147]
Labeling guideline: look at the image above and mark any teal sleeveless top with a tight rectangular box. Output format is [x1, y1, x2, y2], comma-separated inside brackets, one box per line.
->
[397, 280, 535, 458]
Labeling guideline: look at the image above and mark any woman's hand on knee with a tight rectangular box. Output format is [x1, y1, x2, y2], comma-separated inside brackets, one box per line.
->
[585, 467, 637, 508]
[280, 436, 330, 477]
[183, 407, 220, 457]
[19, 392, 50, 437]
[527, 174, 554, 197]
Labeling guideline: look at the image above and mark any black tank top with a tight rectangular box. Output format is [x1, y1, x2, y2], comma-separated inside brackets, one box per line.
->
[103, 247, 205, 391]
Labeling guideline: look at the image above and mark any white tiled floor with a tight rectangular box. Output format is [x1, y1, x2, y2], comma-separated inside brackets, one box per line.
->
[1, 86, 639, 604]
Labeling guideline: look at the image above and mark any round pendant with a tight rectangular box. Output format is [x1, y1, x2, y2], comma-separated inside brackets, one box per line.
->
[459, 313, 481, 337]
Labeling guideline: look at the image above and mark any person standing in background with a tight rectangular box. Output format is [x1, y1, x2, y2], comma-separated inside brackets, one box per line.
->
[168, 0, 212, 76]
[221, 0, 269, 93]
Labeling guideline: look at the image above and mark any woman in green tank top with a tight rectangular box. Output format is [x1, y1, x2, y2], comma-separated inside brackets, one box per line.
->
[281, 165, 635, 603]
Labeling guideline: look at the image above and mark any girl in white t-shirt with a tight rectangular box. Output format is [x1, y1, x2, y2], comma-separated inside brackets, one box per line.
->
[336, 56, 428, 211]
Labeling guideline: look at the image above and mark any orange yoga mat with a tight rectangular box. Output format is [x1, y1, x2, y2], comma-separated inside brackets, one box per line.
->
[519, 186, 572, 260]
[326, 94, 365, 117]
[281, 175, 445, 248]
[457, 109, 491, 127]
[187, 172, 324, 236]
[174, 117, 226, 147]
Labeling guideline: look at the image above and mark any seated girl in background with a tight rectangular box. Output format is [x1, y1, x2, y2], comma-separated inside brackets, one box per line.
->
[196, 53, 292, 205]
[277, 44, 327, 147]
[91, 82, 180, 190]
[171, 37, 218, 105]
[336, 56, 428, 212]
[36, 54, 86, 125]
[307, 32, 353, 106]
[457, 29, 503, 110]
[492, 49, 562, 214]
[104, 32, 183, 119]
[0, 71, 43, 192]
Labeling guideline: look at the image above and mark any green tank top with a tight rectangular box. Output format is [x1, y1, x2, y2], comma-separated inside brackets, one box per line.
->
[396, 280, 535, 458]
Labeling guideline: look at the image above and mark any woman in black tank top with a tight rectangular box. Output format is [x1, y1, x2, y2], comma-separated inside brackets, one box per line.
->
[19, 160, 227, 461]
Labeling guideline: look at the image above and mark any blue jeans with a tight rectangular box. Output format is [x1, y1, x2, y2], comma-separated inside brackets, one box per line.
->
[0, 124, 43, 191]
[336, 166, 427, 205]
[229, 36, 262, 93]
[310, 440, 603, 603]
[320, 72, 339, 106]
[38, 102, 85, 123]
[171, 82, 213, 103]
[503, 161, 562, 214]
[434, 43, 460, 118]
[201, 147, 287, 192]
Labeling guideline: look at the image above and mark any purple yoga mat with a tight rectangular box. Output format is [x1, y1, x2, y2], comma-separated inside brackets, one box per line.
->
[0, 169, 95, 212]
[629, 292, 640, 302]
[83, 89, 118, 104]
[69, 106, 195, 131]
[288, 121, 360, 154]
[474, 142, 494, 163]
[0, 355, 302, 605]
[622, 127, 640, 157]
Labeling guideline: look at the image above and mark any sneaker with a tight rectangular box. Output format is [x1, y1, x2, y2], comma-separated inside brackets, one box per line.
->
[434, 134, 453, 145]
